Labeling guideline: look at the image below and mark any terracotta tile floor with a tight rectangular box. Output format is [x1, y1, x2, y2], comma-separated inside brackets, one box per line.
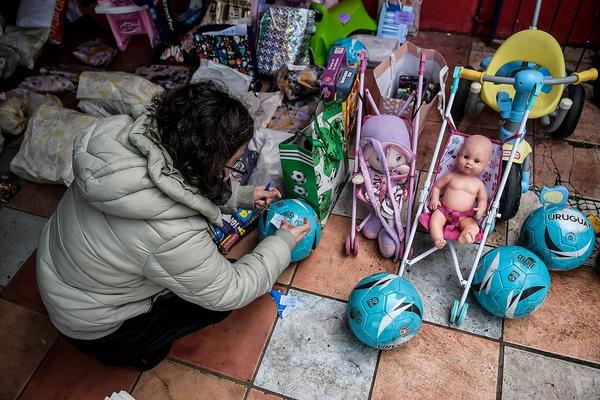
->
[0, 299, 57, 400]
[371, 323, 499, 400]
[292, 215, 399, 300]
[18, 338, 140, 400]
[8, 183, 67, 219]
[1, 32, 600, 399]
[1, 251, 46, 314]
[132, 361, 247, 400]
[169, 290, 280, 382]
[503, 267, 600, 364]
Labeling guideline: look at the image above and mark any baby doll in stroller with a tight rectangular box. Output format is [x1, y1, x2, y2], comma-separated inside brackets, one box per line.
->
[428, 135, 493, 249]
[352, 115, 413, 259]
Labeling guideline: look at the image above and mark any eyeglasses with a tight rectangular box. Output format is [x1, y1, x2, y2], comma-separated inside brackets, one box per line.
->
[224, 164, 246, 177]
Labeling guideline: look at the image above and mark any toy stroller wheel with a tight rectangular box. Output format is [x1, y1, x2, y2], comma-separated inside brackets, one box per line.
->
[352, 236, 359, 256]
[450, 67, 475, 125]
[345, 236, 352, 256]
[457, 303, 469, 326]
[497, 162, 522, 222]
[450, 299, 460, 324]
[551, 84, 585, 139]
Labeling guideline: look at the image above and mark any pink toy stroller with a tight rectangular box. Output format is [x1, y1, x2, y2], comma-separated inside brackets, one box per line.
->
[345, 52, 427, 261]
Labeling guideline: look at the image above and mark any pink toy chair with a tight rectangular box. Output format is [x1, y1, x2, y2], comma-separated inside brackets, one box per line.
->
[95, 0, 157, 51]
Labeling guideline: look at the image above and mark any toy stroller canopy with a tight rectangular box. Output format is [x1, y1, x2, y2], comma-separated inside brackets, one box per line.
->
[361, 114, 413, 161]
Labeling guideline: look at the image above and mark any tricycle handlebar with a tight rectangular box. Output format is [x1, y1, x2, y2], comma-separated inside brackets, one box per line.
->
[458, 67, 598, 86]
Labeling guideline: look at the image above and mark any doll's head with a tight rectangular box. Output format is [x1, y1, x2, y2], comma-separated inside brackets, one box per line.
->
[360, 114, 413, 174]
[363, 143, 411, 173]
[456, 135, 493, 177]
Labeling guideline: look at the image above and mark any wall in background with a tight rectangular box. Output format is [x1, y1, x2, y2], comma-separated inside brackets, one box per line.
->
[419, 0, 599, 46]
[419, 0, 479, 33]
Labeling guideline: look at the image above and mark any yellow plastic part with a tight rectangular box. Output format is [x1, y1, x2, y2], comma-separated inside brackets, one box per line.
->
[587, 214, 600, 235]
[460, 68, 483, 82]
[574, 68, 598, 84]
[501, 140, 532, 164]
[481, 29, 566, 119]
[542, 191, 565, 204]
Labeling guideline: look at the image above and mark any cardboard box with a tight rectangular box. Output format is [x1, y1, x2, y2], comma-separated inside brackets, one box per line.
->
[320, 46, 346, 101]
[372, 41, 447, 134]
[335, 65, 358, 101]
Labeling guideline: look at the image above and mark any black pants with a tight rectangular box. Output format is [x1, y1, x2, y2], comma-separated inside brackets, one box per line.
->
[65, 293, 231, 371]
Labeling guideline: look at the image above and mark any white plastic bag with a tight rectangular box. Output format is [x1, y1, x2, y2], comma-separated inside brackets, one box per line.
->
[190, 59, 283, 129]
[241, 91, 283, 129]
[76, 71, 163, 118]
[247, 128, 294, 191]
[0, 89, 61, 135]
[191, 59, 252, 93]
[10, 105, 99, 185]
[350, 34, 400, 66]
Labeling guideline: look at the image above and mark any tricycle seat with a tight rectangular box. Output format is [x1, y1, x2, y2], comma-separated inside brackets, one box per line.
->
[481, 29, 566, 119]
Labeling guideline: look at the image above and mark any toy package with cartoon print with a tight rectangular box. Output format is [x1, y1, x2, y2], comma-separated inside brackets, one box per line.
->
[211, 208, 262, 254]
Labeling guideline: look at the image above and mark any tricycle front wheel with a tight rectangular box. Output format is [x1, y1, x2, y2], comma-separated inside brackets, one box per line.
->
[551, 84, 585, 139]
[497, 162, 522, 222]
[450, 71, 473, 126]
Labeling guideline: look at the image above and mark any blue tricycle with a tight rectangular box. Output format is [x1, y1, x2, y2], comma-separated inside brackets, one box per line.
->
[451, 0, 598, 220]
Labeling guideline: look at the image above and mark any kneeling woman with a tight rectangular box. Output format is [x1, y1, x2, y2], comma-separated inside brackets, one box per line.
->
[36, 82, 309, 370]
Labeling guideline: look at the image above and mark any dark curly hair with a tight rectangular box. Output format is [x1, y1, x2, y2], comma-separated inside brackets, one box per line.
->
[149, 81, 254, 204]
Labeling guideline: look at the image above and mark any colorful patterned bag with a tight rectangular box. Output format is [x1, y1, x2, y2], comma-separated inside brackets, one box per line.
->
[193, 32, 257, 76]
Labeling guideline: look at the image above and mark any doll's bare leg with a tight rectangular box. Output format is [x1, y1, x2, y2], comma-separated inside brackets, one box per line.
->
[429, 209, 447, 249]
[458, 217, 480, 244]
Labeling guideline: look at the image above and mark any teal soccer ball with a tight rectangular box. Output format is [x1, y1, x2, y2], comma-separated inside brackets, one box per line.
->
[258, 199, 321, 262]
[520, 206, 595, 271]
[347, 273, 423, 350]
[473, 246, 550, 319]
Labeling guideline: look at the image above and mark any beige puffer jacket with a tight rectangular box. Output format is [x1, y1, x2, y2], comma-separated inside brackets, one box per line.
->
[36, 113, 295, 340]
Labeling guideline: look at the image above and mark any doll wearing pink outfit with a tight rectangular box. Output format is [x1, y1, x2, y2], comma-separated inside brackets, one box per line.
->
[428, 135, 493, 249]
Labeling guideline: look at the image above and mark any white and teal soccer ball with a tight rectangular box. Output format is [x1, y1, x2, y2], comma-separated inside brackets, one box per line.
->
[473, 246, 550, 319]
[258, 199, 321, 262]
[347, 273, 423, 350]
[520, 206, 595, 271]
